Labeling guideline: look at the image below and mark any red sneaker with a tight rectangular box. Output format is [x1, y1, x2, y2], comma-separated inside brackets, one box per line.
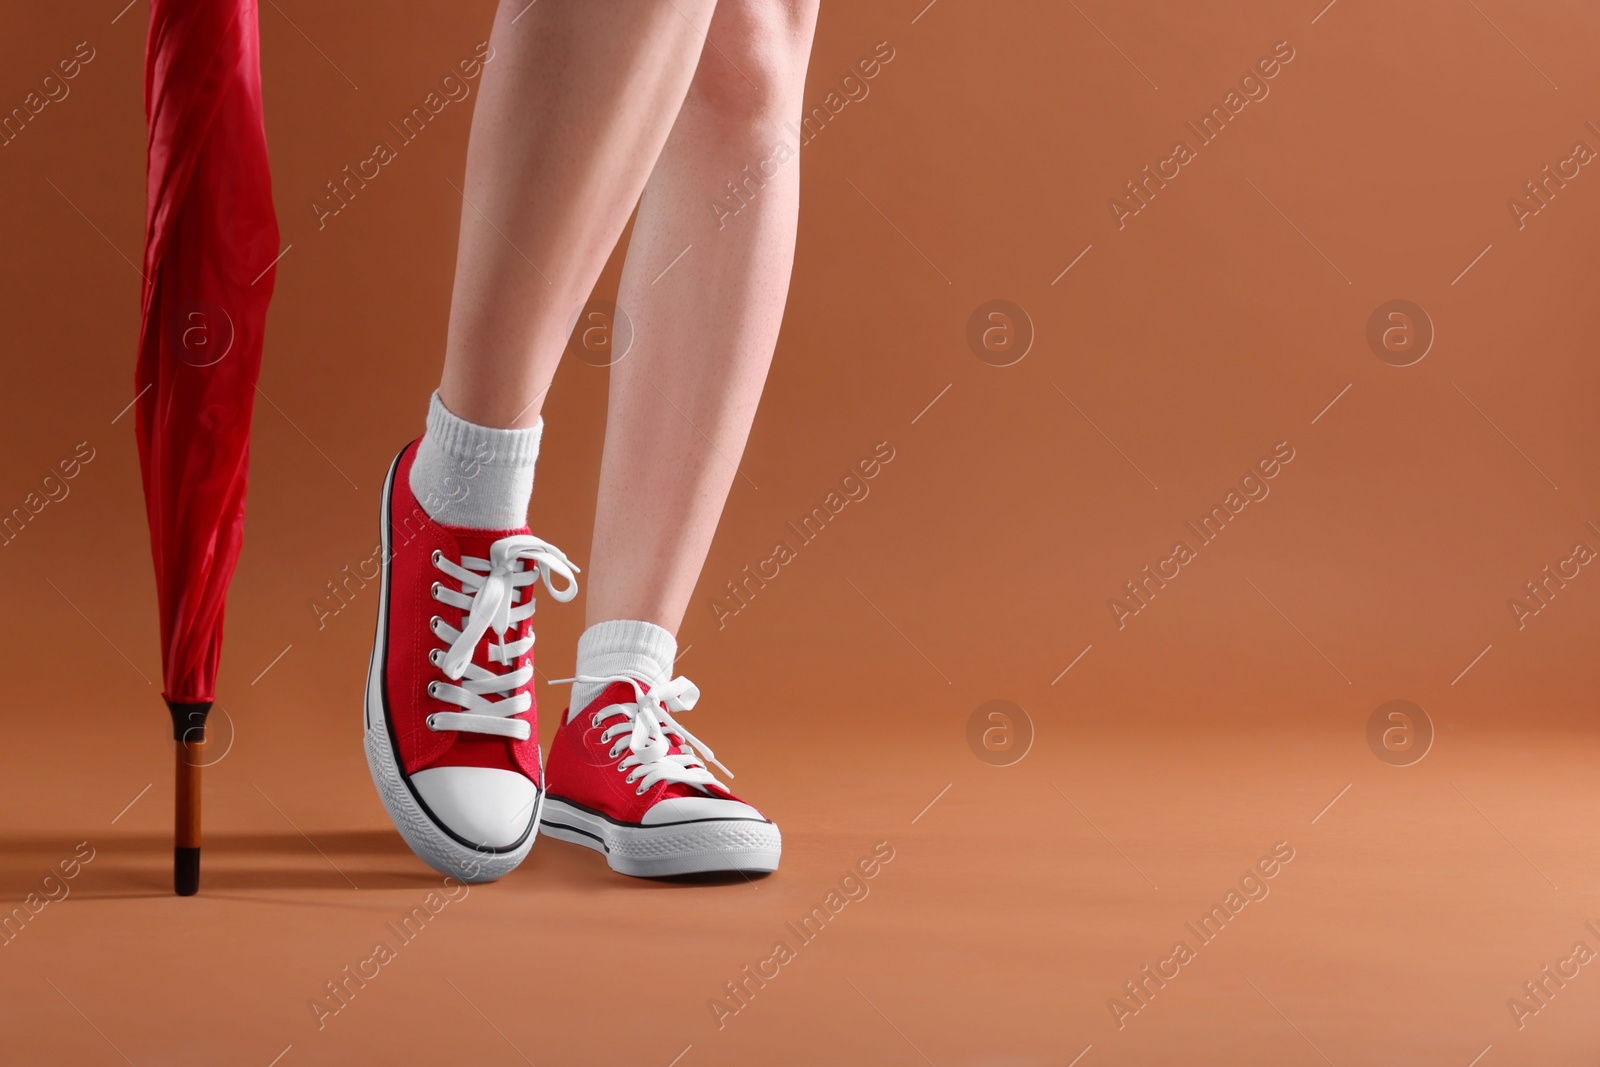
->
[364, 442, 578, 882]
[541, 675, 782, 876]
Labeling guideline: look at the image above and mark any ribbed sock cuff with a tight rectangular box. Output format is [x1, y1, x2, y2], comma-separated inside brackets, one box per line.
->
[568, 619, 677, 720]
[409, 391, 542, 529]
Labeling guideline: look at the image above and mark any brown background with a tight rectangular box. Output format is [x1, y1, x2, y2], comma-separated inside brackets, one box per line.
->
[2, 0, 1599, 1063]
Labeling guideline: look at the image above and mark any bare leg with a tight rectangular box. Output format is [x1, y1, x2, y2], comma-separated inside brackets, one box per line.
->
[438, 0, 717, 430]
[586, 0, 820, 632]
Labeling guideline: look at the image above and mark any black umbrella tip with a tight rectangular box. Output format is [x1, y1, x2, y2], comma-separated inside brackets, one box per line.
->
[175, 847, 201, 896]
[165, 700, 213, 743]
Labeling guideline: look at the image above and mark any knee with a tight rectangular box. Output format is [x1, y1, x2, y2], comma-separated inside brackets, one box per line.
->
[689, 0, 819, 125]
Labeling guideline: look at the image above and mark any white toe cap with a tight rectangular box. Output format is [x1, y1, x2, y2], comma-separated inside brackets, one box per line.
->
[641, 796, 766, 826]
[411, 766, 538, 848]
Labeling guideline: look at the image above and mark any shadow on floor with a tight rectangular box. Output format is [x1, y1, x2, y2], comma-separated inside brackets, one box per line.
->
[0, 829, 441, 897]
[0, 829, 780, 898]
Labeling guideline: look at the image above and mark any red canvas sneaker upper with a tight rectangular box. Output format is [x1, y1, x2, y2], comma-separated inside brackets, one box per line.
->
[545, 676, 767, 826]
[382, 442, 578, 786]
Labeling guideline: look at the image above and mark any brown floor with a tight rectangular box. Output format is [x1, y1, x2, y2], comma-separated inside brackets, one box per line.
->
[4, 0, 1600, 1063]
[3, 717, 1598, 1064]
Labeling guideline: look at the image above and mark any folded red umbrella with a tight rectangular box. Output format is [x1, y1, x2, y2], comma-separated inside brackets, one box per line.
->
[135, 0, 279, 896]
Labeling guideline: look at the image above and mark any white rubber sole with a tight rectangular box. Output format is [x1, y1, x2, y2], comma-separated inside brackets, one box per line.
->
[364, 450, 540, 884]
[539, 796, 782, 878]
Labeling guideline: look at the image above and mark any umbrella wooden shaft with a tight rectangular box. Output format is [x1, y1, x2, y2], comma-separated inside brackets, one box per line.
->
[175, 741, 203, 895]
[167, 700, 211, 896]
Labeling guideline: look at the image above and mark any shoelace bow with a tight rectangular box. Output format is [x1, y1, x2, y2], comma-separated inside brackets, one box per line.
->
[426, 534, 579, 741]
[549, 674, 734, 795]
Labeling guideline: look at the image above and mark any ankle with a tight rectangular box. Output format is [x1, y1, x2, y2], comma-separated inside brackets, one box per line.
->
[568, 619, 676, 719]
[409, 391, 542, 529]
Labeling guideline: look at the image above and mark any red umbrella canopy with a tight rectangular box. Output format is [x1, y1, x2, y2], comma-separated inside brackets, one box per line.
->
[135, 0, 279, 707]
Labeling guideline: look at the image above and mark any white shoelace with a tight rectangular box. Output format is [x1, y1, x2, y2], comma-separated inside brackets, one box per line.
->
[549, 674, 734, 795]
[425, 534, 579, 741]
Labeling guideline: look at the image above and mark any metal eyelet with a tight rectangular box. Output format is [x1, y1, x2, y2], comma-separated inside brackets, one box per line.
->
[425, 714, 439, 730]
[429, 582, 443, 600]
[592, 715, 603, 728]
[431, 549, 443, 566]
[635, 785, 648, 795]
[427, 682, 441, 698]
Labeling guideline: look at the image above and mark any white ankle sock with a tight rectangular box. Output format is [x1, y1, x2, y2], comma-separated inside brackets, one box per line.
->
[568, 619, 677, 721]
[409, 391, 542, 530]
